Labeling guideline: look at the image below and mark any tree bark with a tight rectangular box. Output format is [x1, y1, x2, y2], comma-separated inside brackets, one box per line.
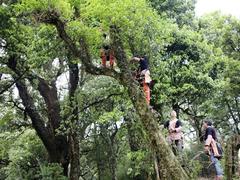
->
[108, 134, 117, 180]
[110, 26, 188, 179]
[94, 124, 105, 180]
[7, 57, 69, 175]
[225, 134, 240, 180]
[68, 61, 81, 180]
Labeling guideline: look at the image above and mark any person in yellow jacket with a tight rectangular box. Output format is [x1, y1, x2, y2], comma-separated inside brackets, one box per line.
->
[202, 120, 223, 180]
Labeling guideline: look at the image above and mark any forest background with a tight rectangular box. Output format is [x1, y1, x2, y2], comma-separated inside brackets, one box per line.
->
[0, 0, 240, 179]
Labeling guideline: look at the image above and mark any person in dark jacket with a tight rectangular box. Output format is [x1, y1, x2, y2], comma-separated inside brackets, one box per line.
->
[131, 55, 152, 105]
[202, 120, 223, 180]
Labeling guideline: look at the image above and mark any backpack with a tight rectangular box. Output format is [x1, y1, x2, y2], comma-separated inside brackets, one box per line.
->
[214, 128, 224, 159]
[216, 142, 224, 159]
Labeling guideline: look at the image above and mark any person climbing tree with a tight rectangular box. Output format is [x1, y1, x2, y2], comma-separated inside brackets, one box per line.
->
[202, 120, 224, 180]
[164, 110, 183, 155]
[131, 55, 152, 105]
[100, 33, 115, 68]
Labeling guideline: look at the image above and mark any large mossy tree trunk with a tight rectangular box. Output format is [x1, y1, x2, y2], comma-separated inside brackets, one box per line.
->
[110, 26, 188, 179]
[225, 134, 240, 180]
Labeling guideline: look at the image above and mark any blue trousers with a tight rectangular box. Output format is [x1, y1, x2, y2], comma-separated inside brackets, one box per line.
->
[210, 153, 223, 176]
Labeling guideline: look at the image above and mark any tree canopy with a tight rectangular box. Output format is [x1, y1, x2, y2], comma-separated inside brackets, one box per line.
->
[0, 0, 240, 180]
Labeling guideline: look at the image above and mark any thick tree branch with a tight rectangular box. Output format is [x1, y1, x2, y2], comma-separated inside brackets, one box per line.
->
[15, 80, 56, 151]
[38, 10, 120, 80]
[6, 56, 69, 166]
[67, 56, 81, 179]
[0, 71, 27, 95]
[6, 57, 62, 133]
[6, 56, 56, 153]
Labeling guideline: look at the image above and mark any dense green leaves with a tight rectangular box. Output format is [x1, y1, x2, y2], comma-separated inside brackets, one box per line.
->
[1, 0, 240, 179]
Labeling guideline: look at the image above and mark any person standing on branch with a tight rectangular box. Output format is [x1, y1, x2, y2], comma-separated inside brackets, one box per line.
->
[100, 33, 115, 68]
[164, 110, 183, 155]
[202, 120, 223, 180]
[131, 55, 152, 105]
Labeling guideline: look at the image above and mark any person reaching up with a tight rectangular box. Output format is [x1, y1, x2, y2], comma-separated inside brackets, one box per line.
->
[131, 55, 152, 105]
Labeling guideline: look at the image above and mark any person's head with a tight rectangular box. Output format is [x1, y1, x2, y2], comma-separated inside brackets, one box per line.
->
[202, 120, 212, 129]
[170, 110, 177, 119]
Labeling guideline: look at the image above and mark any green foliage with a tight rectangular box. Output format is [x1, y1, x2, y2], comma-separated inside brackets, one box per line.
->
[98, 108, 123, 123]
[3, 129, 47, 180]
[1, 0, 240, 179]
[126, 150, 153, 177]
[149, 0, 196, 26]
[0, 110, 14, 126]
[199, 12, 240, 60]
[15, 0, 73, 19]
[38, 163, 67, 180]
[151, 25, 217, 110]
[198, 12, 240, 134]
[79, 0, 173, 57]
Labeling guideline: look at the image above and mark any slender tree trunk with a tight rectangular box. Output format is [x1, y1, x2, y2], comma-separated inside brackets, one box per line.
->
[94, 124, 105, 180]
[225, 134, 240, 180]
[68, 61, 80, 180]
[108, 138, 117, 180]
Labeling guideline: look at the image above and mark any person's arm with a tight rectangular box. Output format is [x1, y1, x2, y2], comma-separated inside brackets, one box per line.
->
[174, 120, 182, 132]
[164, 121, 169, 129]
[205, 134, 213, 146]
[131, 57, 141, 62]
[175, 126, 182, 133]
[204, 135, 212, 154]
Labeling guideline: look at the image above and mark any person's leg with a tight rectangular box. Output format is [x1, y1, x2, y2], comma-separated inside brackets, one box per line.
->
[143, 82, 150, 105]
[101, 49, 106, 67]
[210, 153, 224, 179]
[171, 141, 177, 155]
[176, 139, 183, 152]
[109, 50, 115, 68]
